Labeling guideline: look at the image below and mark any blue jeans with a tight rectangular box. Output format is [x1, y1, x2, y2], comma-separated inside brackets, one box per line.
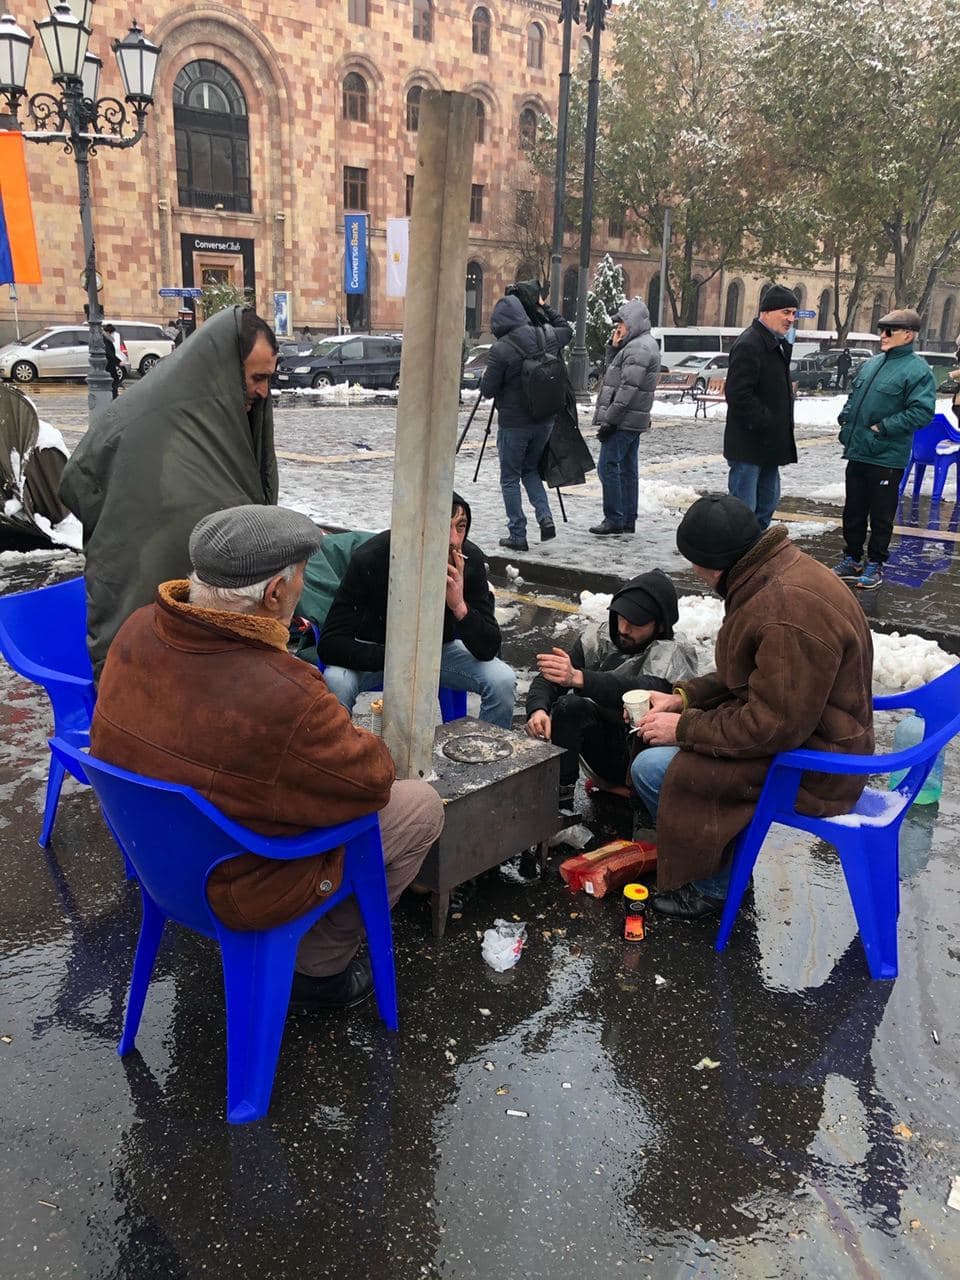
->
[497, 423, 554, 540]
[630, 746, 730, 899]
[727, 460, 780, 530]
[323, 640, 516, 729]
[598, 430, 640, 528]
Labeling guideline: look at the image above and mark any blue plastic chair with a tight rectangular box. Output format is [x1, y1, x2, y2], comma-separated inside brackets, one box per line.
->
[716, 661, 960, 980]
[899, 413, 960, 501]
[0, 577, 94, 845]
[49, 737, 397, 1124]
[304, 621, 468, 722]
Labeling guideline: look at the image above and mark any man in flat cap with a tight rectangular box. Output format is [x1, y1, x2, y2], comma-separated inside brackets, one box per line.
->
[630, 495, 873, 920]
[723, 284, 799, 529]
[91, 505, 444, 1012]
[525, 569, 696, 806]
[834, 308, 936, 590]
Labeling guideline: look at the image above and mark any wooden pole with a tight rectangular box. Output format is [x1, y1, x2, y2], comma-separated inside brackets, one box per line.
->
[382, 91, 475, 778]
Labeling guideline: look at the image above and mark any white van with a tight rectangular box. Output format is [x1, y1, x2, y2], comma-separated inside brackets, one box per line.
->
[651, 326, 880, 367]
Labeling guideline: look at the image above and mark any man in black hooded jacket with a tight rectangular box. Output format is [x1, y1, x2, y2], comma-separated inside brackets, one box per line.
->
[318, 492, 516, 727]
[525, 569, 697, 801]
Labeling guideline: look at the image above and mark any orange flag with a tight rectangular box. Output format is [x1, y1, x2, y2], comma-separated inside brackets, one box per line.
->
[0, 131, 42, 285]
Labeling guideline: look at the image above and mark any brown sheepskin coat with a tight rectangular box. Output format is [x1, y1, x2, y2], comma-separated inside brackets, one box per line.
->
[90, 581, 395, 930]
[656, 528, 874, 891]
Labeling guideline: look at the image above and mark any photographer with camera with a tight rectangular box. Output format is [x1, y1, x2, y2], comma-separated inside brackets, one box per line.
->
[480, 280, 572, 552]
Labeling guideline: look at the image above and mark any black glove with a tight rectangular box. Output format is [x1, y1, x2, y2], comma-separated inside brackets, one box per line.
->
[596, 422, 617, 442]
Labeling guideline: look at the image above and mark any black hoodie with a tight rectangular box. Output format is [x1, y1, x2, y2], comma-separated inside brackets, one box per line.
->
[318, 492, 502, 671]
[526, 569, 696, 720]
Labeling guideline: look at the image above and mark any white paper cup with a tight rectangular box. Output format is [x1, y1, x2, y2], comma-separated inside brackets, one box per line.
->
[622, 689, 651, 726]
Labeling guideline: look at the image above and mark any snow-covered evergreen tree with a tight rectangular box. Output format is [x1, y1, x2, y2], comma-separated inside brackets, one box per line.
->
[585, 255, 628, 364]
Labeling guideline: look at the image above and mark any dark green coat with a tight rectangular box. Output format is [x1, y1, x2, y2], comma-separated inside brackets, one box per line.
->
[60, 307, 278, 676]
[838, 343, 936, 469]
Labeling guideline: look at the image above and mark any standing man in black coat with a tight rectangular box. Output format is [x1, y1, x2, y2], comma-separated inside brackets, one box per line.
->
[723, 285, 798, 529]
[480, 280, 572, 552]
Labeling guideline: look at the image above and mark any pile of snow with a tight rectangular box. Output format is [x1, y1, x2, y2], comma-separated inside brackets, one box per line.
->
[873, 631, 955, 691]
[779, 520, 837, 539]
[285, 383, 397, 405]
[638, 480, 699, 515]
[676, 594, 725, 643]
[809, 483, 846, 503]
[576, 589, 613, 624]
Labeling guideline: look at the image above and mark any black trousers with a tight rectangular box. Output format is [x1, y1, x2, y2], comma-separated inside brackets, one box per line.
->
[842, 460, 903, 564]
[550, 692, 630, 787]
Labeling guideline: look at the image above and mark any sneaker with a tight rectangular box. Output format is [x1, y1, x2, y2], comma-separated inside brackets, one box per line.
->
[499, 847, 542, 885]
[289, 955, 373, 1011]
[539, 520, 557, 542]
[833, 554, 863, 581]
[589, 521, 623, 536]
[499, 535, 529, 552]
[856, 561, 883, 590]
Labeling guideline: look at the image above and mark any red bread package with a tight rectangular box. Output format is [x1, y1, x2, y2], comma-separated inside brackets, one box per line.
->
[559, 839, 657, 897]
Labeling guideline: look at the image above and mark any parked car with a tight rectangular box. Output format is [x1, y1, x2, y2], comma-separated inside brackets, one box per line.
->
[0, 324, 130, 383]
[669, 352, 730, 392]
[273, 335, 403, 390]
[913, 351, 959, 394]
[108, 321, 175, 376]
[790, 357, 833, 391]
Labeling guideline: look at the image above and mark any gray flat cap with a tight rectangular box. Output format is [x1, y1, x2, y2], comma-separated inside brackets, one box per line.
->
[189, 505, 324, 587]
[878, 307, 922, 330]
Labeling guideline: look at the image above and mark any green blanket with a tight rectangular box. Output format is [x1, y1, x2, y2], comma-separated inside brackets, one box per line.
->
[294, 530, 374, 666]
[60, 307, 278, 676]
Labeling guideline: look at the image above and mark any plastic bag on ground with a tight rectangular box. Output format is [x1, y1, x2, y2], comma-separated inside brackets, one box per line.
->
[481, 919, 527, 972]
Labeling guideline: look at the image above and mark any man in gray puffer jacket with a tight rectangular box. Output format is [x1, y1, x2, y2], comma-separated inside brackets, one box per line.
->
[591, 298, 660, 535]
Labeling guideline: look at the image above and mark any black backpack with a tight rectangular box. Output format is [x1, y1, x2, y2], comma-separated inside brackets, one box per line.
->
[505, 326, 567, 420]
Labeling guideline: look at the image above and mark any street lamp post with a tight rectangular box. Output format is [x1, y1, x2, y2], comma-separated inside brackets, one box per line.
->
[567, 0, 610, 398]
[548, 0, 577, 314]
[0, 3, 161, 419]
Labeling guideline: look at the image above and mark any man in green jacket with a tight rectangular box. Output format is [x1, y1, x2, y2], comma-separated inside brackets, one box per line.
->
[834, 308, 936, 590]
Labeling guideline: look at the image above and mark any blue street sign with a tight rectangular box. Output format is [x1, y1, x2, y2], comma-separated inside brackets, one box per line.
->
[796, 309, 816, 319]
[158, 287, 204, 298]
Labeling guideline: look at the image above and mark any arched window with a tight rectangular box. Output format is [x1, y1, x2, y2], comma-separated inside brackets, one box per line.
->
[941, 296, 956, 345]
[870, 292, 886, 332]
[472, 7, 491, 55]
[758, 281, 773, 309]
[527, 23, 544, 70]
[465, 261, 483, 336]
[342, 72, 368, 123]
[647, 272, 661, 322]
[818, 289, 832, 329]
[474, 96, 485, 144]
[174, 60, 250, 213]
[683, 277, 704, 325]
[562, 265, 579, 321]
[723, 280, 742, 327]
[620, 269, 631, 297]
[413, 0, 432, 42]
[791, 284, 806, 320]
[406, 84, 423, 132]
[580, 35, 592, 61]
[518, 106, 537, 150]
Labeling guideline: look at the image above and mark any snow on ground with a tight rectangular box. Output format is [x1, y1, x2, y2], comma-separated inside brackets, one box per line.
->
[780, 520, 838, 539]
[570, 589, 955, 693]
[809, 483, 846, 503]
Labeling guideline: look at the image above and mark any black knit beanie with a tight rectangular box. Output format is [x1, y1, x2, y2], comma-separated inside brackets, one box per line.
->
[759, 284, 799, 313]
[676, 495, 763, 569]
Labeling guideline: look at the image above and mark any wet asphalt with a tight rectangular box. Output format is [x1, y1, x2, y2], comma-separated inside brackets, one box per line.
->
[1, 390, 960, 1278]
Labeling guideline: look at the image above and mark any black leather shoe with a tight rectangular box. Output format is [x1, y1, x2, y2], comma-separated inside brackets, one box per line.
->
[499, 535, 529, 552]
[651, 884, 724, 920]
[539, 520, 557, 542]
[290, 954, 373, 1011]
[622, 521, 636, 533]
[589, 521, 623, 536]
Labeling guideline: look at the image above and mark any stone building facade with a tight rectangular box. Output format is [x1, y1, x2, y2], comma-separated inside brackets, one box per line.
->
[1, 0, 957, 347]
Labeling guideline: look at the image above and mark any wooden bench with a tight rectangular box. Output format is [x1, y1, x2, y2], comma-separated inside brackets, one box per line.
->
[656, 370, 698, 402]
[693, 375, 727, 418]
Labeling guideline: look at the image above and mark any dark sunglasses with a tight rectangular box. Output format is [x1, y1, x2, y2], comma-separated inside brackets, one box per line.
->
[878, 325, 907, 336]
